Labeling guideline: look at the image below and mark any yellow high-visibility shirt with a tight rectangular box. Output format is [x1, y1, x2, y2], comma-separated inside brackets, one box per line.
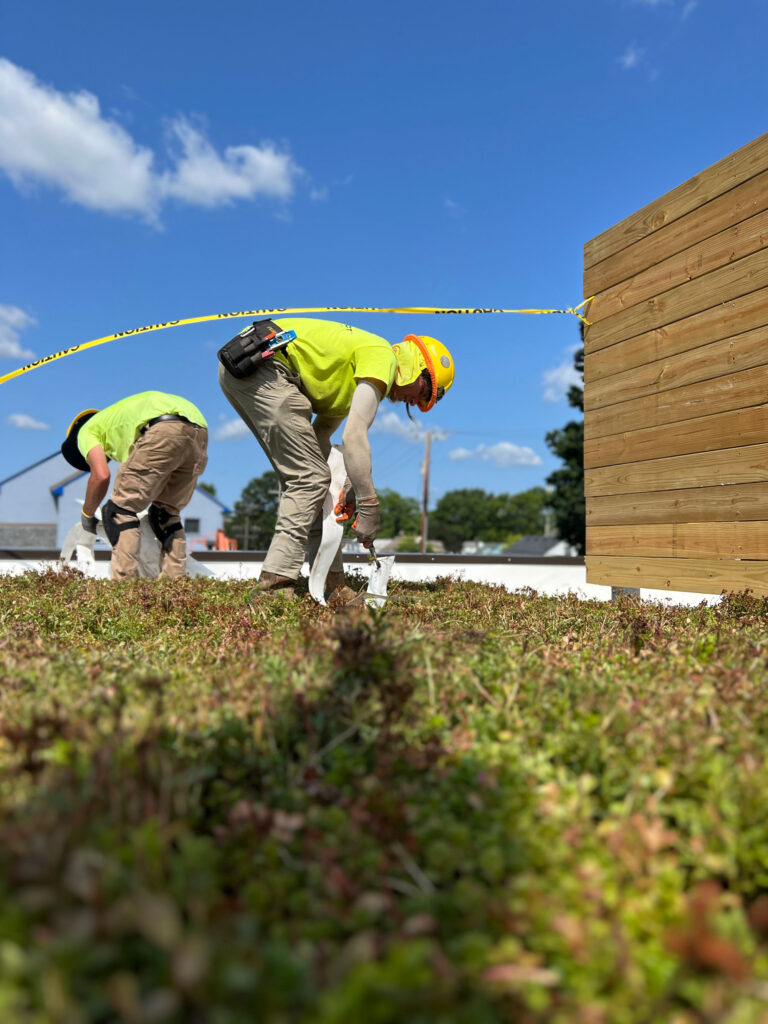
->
[78, 391, 207, 464]
[274, 319, 397, 417]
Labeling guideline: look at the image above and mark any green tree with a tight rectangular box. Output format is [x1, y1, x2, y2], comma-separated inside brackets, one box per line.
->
[224, 471, 279, 550]
[487, 487, 548, 540]
[430, 487, 549, 551]
[567, 344, 584, 413]
[376, 489, 421, 538]
[198, 481, 217, 497]
[430, 488, 493, 552]
[545, 332, 585, 553]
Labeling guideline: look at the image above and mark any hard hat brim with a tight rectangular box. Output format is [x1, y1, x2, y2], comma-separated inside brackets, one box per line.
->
[60, 409, 99, 472]
[60, 434, 91, 473]
[402, 335, 438, 412]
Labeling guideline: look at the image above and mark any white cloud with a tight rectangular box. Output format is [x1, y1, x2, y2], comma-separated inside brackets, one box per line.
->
[8, 413, 48, 430]
[372, 410, 449, 443]
[449, 442, 541, 468]
[0, 59, 303, 221]
[542, 356, 581, 403]
[0, 59, 157, 216]
[160, 117, 300, 207]
[0, 305, 36, 359]
[629, 0, 697, 17]
[618, 43, 644, 70]
[444, 195, 466, 216]
[213, 416, 252, 441]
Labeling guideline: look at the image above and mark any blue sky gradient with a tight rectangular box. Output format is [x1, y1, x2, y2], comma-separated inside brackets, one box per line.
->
[2, 0, 766, 507]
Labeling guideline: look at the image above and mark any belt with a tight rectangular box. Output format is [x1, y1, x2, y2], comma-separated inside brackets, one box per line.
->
[140, 413, 195, 434]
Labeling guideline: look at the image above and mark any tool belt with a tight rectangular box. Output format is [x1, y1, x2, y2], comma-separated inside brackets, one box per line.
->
[218, 319, 295, 379]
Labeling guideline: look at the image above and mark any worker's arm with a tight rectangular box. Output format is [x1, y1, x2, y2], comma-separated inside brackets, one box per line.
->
[312, 414, 344, 458]
[82, 445, 111, 517]
[341, 380, 383, 501]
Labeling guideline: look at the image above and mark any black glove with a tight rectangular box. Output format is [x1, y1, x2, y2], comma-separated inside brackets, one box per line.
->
[81, 511, 97, 535]
[351, 501, 380, 546]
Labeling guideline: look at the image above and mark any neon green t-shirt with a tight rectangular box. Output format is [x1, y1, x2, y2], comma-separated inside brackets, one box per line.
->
[273, 319, 397, 418]
[77, 391, 207, 464]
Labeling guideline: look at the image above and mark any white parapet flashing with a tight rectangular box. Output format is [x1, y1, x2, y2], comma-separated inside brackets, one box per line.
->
[0, 551, 720, 607]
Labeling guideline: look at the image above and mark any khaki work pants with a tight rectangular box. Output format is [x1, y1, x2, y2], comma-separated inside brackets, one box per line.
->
[218, 361, 342, 579]
[110, 420, 208, 581]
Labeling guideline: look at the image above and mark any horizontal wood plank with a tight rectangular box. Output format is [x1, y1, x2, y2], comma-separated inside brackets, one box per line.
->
[584, 132, 768, 269]
[584, 167, 768, 296]
[585, 365, 768, 440]
[584, 404, 768, 469]
[584, 248, 768, 352]
[587, 206, 768, 325]
[588, 521, 768, 559]
[585, 443, 768, 497]
[584, 284, 768, 374]
[585, 326, 768, 411]
[586, 554, 768, 596]
[587, 483, 768, 527]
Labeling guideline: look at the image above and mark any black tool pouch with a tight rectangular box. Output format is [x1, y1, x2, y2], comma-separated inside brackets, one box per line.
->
[218, 319, 283, 379]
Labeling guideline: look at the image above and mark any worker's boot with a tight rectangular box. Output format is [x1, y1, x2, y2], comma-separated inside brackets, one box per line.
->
[325, 571, 361, 608]
[250, 570, 296, 605]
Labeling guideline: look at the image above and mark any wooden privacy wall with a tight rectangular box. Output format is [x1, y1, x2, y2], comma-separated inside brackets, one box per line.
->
[583, 132, 768, 595]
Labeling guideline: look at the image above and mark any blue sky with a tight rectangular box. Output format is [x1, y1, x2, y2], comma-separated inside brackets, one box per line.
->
[1, 0, 766, 509]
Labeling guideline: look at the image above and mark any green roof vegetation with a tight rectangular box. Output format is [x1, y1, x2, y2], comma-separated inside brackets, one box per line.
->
[0, 569, 766, 1021]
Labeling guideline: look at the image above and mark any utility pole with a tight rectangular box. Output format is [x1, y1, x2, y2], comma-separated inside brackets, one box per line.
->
[421, 431, 431, 554]
[240, 503, 259, 551]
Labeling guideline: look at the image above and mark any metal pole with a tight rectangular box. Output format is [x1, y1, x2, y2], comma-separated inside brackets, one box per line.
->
[421, 431, 431, 554]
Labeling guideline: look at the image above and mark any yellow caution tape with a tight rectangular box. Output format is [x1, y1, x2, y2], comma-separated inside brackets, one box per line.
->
[0, 299, 594, 386]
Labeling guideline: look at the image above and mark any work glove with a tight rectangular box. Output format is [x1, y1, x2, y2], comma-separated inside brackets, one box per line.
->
[334, 477, 356, 524]
[351, 501, 380, 546]
[81, 510, 97, 535]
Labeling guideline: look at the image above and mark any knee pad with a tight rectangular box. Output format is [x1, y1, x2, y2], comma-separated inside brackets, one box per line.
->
[148, 503, 183, 553]
[102, 499, 140, 548]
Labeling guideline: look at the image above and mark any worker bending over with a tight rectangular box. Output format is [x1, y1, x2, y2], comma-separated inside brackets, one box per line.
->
[218, 317, 454, 601]
[60, 391, 208, 580]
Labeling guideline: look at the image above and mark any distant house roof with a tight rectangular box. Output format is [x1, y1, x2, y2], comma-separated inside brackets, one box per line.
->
[504, 535, 564, 556]
[50, 470, 88, 496]
[0, 451, 61, 490]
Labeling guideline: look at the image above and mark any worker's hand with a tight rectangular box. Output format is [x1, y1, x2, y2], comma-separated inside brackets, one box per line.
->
[81, 510, 97, 535]
[334, 478, 356, 524]
[351, 501, 380, 546]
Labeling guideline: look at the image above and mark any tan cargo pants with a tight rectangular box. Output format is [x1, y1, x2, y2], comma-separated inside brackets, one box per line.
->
[218, 360, 342, 580]
[110, 419, 208, 580]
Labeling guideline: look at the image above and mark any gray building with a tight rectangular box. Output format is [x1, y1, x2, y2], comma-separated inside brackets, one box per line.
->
[503, 534, 578, 557]
[0, 451, 229, 550]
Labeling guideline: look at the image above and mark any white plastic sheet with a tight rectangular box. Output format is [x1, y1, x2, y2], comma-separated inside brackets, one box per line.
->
[308, 446, 346, 605]
[307, 446, 395, 606]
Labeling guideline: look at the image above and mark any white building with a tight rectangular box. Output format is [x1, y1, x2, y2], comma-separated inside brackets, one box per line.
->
[0, 451, 229, 550]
